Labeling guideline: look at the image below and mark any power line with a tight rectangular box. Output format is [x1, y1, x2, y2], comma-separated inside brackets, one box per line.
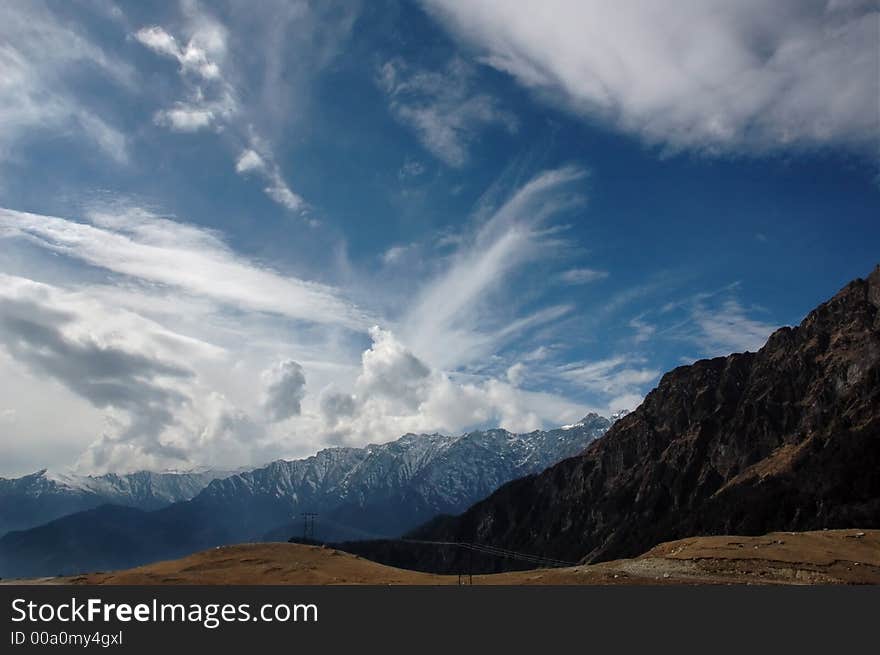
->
[289, 514, 578, 571]
[402, 539, 576, 568]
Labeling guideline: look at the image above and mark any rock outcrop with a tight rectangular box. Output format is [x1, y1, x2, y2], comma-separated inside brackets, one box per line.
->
[410, 266, 880, 567]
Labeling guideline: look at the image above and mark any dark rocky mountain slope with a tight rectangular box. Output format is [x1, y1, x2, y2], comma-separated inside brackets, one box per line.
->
[397, 266, 880, 570]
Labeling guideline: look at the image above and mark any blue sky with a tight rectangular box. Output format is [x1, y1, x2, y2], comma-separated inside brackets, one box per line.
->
[0, 0, 877, 476]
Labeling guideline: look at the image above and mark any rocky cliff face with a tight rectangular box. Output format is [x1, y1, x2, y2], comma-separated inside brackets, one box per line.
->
[411, 266, 880, 567]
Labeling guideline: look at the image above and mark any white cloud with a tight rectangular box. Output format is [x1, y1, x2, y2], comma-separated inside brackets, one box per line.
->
[234, 140, 305, 212]
[381, 244, 415, 265]
[262, 360, 307, 422]
[134, 18, 234, 133]
[311, 327, 585, 446]
[423, 0, 879, 153]
[0, 2, 131, 164]
[235, 148, 266, 173]
[263, 171, 305, 212]
[559, 355, 659, 411]
[692, 299, 777, 354]
[135, 9, 305, 214]
[628, 316, 656, 343]
[506, 362, 526, 386]
[134, 25, 180, 58]
[0, 206, 367, 329]
[402, 165, 587, 369]
[559, 268, 608, 285]
[0, 171, 616, 474]
[378, 57, 517, 166]
[0, 197, 598, 474]
[134, 25, 224, 80]
[0, 274, 204, 472]
[357, 326, 432, 412]
[154, 105, 216, 132]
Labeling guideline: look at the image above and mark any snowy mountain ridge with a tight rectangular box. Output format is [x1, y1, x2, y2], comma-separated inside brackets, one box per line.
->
[0, 414, 616, 543]
[195, 413, 615, 542]
[0, 468, 233, 535]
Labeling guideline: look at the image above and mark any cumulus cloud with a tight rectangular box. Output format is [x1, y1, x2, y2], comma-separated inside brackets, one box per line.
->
[319, 388, 357, 426]
[197, 394, 268, 464]
[357, 327, 432, 411]
[262, 360, 307, 422]
[506, 362, 526, 386]
[0, 275, 199, 470]
[423, 0, 879, 153]
[313, 327, 584, 445]
[378, 57, 517, 166]
[0, 269, 310, 473]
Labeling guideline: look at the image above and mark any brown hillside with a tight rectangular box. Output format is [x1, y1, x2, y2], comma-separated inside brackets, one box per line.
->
[43, 529, 880, 585]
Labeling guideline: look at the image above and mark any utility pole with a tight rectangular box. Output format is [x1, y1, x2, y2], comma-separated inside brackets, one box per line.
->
[301, 512, 318, 542]
[457, 545, 473, 585]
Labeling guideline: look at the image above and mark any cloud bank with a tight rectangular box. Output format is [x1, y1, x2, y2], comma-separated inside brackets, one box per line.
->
[423, 0, 879, 153]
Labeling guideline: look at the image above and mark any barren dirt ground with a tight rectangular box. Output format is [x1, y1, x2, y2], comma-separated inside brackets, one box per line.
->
[5, 529, 878, 585]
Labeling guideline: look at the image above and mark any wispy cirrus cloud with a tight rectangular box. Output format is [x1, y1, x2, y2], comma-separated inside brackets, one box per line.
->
[0, 2, 131, 164]
[378, 57, 517, 167]
[632, 283, 781, 360]
[559, 268, 608, 285]
[691, 299, 778, 354]
[0, 206, 367, 329]
[558, 355, 659, 412]
[401, 166, 587, 369]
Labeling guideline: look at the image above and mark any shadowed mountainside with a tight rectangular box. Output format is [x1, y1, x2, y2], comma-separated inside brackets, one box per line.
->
[356, 266, 880, 573]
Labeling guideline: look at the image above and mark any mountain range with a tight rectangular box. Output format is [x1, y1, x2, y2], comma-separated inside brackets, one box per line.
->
[0, 414, 611, 577]
[0, 468, 232, 536]
[6, 266, 876, 581]
[346, 265, 880, 573]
